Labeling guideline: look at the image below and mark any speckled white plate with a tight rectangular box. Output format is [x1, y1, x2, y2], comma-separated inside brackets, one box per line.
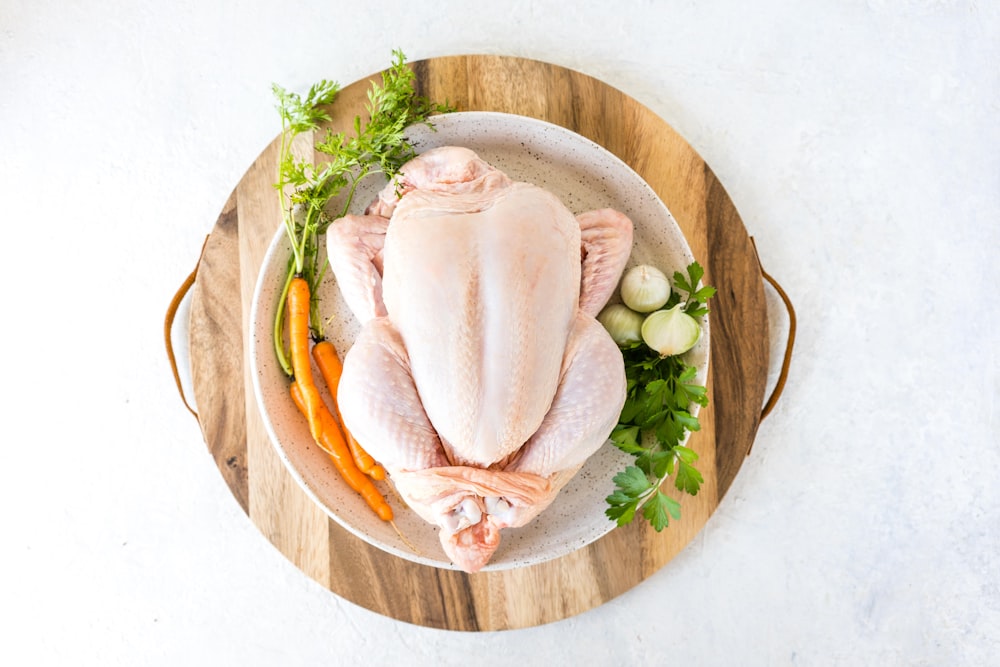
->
[249, 111, 709, 571]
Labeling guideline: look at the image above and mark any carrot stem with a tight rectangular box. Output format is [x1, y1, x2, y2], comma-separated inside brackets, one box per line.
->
[273, 263, 296, 378]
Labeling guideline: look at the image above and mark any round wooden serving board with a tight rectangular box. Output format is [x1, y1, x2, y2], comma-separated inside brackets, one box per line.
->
[187, 55, 768, 631]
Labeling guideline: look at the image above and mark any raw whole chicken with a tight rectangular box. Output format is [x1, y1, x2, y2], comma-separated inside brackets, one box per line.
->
[328, 146, 633, 572]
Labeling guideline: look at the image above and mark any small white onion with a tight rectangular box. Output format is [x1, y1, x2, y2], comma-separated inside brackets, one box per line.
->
[641, 304, 701, 356]
[620, 264, 671, 313]
[597, 303, 644, 345]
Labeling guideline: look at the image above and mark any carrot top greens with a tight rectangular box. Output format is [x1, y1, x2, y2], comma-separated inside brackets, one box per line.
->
[271, 50, 452, 377]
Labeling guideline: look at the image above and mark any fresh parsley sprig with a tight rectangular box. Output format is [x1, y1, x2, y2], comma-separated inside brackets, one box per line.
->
[605, 261, 714, 531]
[673, 262, 717, 317]
[654, 261, 717, 318]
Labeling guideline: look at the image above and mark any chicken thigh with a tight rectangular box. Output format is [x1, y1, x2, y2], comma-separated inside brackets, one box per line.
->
[328, 146, 633, 572]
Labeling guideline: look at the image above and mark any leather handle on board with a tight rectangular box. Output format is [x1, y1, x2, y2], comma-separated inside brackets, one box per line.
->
[759, 266, 796, 422]
[749, 237, 796, 443]
[164, 235, 209, 421]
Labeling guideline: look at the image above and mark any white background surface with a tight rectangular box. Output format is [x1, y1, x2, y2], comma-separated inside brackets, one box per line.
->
[2, 1, 997, 665]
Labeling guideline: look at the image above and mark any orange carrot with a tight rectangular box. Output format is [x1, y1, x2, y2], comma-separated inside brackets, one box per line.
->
[347, 436, 386, 481]
[287, 277, 323, 443]
[311, 339, 387, 481]
[290, 381, 393, 522]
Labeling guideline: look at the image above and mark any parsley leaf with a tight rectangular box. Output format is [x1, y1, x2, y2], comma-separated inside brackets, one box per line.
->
[642, 491, 681, 531]
[614, 466, 654, 497]
[673, 446, 704, 495]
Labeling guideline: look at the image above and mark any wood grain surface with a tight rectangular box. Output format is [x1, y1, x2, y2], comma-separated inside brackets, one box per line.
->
[187, 55, 769, 631]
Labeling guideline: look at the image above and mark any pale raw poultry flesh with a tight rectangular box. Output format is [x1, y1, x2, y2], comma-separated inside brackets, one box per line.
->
[328, 146, 633, 572]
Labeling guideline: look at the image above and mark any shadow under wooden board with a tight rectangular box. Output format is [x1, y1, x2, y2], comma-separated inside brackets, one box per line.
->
[187, 55, 769, 631]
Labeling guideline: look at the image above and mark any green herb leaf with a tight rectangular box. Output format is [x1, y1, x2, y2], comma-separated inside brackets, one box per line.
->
[672, 270, 693, 295]
[605, 501, 638, 527]
[686, 262, 705, 290]
[694, 285, 717, 302]
[610, 425, 643, 453]
[642, 491, 681, 531]
[612, 466, 653, 497]
[674, 447, 704, 496]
